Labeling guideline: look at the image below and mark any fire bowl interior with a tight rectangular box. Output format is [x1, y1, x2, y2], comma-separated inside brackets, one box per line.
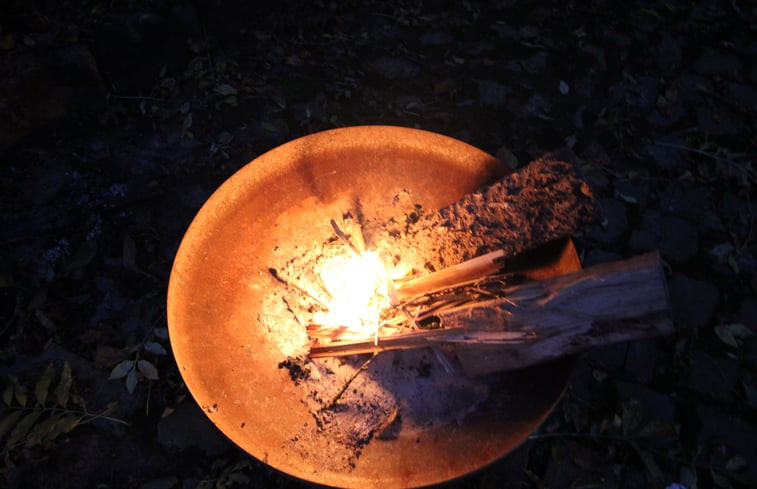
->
[167, 126, 579, 488]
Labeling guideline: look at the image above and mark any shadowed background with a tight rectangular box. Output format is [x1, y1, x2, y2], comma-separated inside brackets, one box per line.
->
[0, 1, 755, 488]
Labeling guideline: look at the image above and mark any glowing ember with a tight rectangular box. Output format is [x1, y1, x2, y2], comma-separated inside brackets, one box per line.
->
[313, 251, 391, 342]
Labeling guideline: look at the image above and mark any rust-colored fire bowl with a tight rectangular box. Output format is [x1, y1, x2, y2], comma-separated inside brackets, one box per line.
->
[167, 126, 579, 488]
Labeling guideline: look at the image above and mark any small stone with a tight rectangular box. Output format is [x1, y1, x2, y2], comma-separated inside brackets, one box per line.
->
[668, 274, 719, 329]
[586, 198, 628, 245]
[657, 34, 682, 72]
[614, 175, 649, 207]
[582, 249, 622, 266]
[602, 29, 631, 48]
[694, 49, 742, 76]
[624, 339, 659, 384]
[94, 11, 199, 93]
[475, 79, 510, 108]
[739, 299, 757, 372]
[369, 56, 419, 79]
[721, 193, 757, 222]
[647, 108, 681, 127]
[0, 34, 14, 51]
[521, 51, 547, 74]
[744, 336, 757, 373]
[579, 142, 613, 190]
[521, 93, 552, 117]
[629, 210, 697, 262]
[490, 22, 519, 40]
[419, 31, 453, 46]
[674, 74, 713, 104]
[292, 92, 329, 123]
[696, 403, 757, 482]
[559, 80, 570, 95]
[518, 25, 539, 39]
[157, 401, 228, 456]
[139, 476, 179, 489]
[581, 45, 606, 71]
[644, 139, 683, 171]
[495, 145, 518, 169]
[572, 104, 586, 128]
[659, 182, 708, 220]
[394, 95, 424, 111]
[737, 299, 757, 332]
[179, 184, 213, 211]
[27, 167, 69, 205]
[585, 342, 627, 371]
[696, 106, 744, 136]
[544, 458, 594, 489]
[726, 83, 757, 110]
[615, 380, 675, 422]
[666, 484, 687, 489]
[573, 77, 594, 99]
[466, 41, 493, 56]
[685, 351, 738, 401]
[51, 45, 107, 107]
[253, 118, 290, 144]
[504, 59, 522, 73]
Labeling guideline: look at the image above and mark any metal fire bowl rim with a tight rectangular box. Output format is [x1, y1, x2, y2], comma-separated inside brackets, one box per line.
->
[167, 125, 577, 488]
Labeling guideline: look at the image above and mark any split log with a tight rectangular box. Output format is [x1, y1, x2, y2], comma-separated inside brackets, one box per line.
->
[309, 252, 673, 376]
[450, 251, 672, 375]
[394, 249, 505, 300]
[397, 153, 602, 272]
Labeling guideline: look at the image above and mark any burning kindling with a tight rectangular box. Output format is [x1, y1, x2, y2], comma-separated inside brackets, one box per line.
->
[270, 154, 673, 376]
[309, 250, 671, 376]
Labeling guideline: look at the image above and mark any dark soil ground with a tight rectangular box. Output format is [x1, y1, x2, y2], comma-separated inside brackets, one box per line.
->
[1, 1, 755, 488]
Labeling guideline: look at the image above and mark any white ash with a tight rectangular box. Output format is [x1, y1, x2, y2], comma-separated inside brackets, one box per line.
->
[260, 189, 495, 470]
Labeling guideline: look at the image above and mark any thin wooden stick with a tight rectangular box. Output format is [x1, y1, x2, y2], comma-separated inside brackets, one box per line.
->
[330, 219, 361, 256]
[309, 328, 532, 358]
[269, 267, 330, 309]
[306, 323, 404, 341]
[322, 352, 377, 409]
[394, 250, 505, 300]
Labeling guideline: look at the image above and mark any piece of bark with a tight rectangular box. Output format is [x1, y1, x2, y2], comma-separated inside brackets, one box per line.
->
[309, 252, 672, 375]
[400, 154, 601, 271]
